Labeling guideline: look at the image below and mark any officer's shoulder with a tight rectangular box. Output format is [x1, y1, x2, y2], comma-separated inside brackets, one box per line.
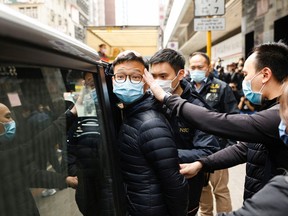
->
[211, 77, 227, 86]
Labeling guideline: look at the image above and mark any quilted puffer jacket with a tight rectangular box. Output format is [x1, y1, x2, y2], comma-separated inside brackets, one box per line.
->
[117, 93, 189, 216]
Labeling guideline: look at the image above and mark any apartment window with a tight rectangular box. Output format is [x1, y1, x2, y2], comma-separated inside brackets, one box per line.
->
[50, 10, 55, 22]
[18, 7, 38, 19]
[58, 15, 62, 25]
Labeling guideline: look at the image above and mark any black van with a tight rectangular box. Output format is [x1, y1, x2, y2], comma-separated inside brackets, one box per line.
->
[0, 4, 124, 216]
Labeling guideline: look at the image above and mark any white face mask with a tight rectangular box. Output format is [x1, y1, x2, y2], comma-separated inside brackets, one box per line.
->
[156, 75, 179, 93]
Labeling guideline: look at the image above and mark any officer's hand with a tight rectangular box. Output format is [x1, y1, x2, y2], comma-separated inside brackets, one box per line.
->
[143, 69, 166, 102]
[180, 161, 203, 179]
[66, 176, 78, 189]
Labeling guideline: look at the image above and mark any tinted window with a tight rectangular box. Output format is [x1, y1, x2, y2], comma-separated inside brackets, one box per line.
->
[0, 64, 116, 215]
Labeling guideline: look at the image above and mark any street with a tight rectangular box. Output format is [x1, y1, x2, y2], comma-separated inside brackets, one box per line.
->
[32, 163, 246, 216]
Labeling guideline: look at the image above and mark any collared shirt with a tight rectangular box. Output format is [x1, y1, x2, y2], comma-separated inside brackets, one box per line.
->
[193, 77, 208, 93]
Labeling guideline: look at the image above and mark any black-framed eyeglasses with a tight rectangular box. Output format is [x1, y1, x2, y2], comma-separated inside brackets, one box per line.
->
[113, 73, 143, 84]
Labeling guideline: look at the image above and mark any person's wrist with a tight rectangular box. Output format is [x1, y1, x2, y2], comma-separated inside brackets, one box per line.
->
[163, 92, 172, 104]
[196, 161, 203, 170]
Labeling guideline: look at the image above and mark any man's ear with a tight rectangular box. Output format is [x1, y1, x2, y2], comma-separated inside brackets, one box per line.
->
[178, 69, 185, 80]
[262, 67, 272, 83]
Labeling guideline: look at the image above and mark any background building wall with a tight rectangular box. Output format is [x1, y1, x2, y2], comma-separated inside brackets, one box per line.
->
[242, 0, 288, 58]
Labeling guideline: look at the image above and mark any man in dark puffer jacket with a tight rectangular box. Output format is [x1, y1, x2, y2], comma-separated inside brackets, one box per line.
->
[111, 50, 189, 216]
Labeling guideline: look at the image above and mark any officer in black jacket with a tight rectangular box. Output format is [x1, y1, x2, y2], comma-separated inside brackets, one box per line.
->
[149, 48, 220, 216]
[188, 52, 239, 215]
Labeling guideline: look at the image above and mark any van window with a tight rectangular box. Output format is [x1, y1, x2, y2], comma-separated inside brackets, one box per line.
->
[0, 64, 116, 215]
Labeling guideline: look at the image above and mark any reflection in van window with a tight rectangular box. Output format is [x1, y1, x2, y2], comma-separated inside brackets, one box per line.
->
[0, 65, 114, 216]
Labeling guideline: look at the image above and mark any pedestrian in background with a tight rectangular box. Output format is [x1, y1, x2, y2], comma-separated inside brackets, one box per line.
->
[98, 43, 109, 62]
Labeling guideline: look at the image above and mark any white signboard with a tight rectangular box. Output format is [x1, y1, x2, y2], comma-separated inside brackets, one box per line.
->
[194, 18, 225, 31]
[195, 0, 225, 16]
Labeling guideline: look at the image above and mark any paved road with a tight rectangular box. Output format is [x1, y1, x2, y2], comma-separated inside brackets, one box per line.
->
[34, 187, 82, 216]
[228, 163, 245, 211]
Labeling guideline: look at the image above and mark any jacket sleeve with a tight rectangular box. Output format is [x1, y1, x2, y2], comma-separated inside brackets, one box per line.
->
[178, 129, 220, 163]
[217, 175, 288, 216]
[166, 95, 280, 145]
[27, 164, 67, 189]
[198, 142, 247, 172]
[139, 117, 189, 216]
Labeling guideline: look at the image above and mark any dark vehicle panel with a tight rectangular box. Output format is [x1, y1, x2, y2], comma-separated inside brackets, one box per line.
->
[0, 4, 124, 216]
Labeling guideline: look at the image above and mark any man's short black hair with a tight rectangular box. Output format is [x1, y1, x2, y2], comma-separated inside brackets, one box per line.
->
[112, 50, 148, 70]
[149, 48, 185, 74]
[99, 44, 106, 48]
[189, 52, 210, 65]
[253, 41, 288, 83]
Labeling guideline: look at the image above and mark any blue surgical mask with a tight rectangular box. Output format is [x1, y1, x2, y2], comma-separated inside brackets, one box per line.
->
[279, 120, 288, 145]
[190, 70, 206, 83]
[0, 121, 16, 142]
[242, 72, 265, 105]
[90, 89, 98, 103]
[113, 80, 144, 104]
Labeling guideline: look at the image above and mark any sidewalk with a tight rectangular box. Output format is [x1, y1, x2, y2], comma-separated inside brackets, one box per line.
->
[35, 188, 82, 216]
[228, 163, 246, 211]
[210, 163, 246, 215]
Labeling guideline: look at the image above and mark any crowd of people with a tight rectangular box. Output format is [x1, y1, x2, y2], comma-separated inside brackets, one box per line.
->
[2, 41, 288, 216]
[110, 41, 288, 216]
[212, 57, 258, 114]
[143, 41, 288, 216]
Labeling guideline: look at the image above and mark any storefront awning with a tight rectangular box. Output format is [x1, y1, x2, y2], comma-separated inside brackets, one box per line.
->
[86, 25, 161, 60]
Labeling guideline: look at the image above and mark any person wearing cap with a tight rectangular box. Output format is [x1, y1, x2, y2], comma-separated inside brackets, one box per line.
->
[111, 50, 188, 216]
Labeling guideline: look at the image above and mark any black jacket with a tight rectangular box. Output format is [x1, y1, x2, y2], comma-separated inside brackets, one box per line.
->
[67, 117, 101, 177]
[165, 95, 288, 196]
[191, 75, 239, 148]
[166, 80, 219, 162]
[164, 79, 219, 214]
[0, 111, 75, 216]
[117, 93, 188, 216]
[199, 141, 277, 200]
[217, 175, 288, 216]
[67, 117, 115, 216]
[197, 99, 286, 199]
[191, 75, 239, 114]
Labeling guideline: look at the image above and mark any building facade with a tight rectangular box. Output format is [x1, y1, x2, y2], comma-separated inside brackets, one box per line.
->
[1, 0, 92, 42]
[162, 0, 288, 65]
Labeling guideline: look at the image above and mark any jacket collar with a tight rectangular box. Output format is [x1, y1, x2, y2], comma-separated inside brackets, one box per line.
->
[122, 92, 159, 118]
